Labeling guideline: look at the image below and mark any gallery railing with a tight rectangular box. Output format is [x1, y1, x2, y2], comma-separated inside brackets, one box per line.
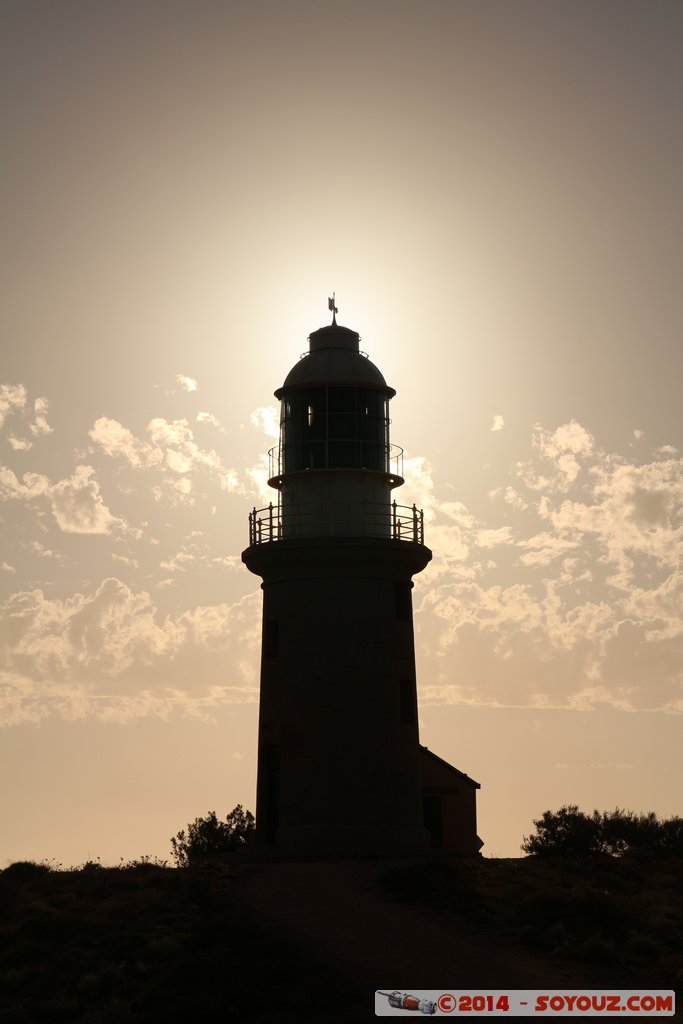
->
[247, 501, 425, 546]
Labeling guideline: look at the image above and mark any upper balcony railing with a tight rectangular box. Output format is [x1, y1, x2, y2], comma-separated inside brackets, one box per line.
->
[298, 348, 370, 360]
[268, 441, 404, 482]
[247, 501, 425, 546]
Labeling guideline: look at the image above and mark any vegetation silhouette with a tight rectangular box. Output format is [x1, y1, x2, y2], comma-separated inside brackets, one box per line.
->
[170, 805, 255, 867]
[522, 805, 683, 858]
[2, 806, 681, 1021]
[380, 844, 681, 980]
[0, 855, 356, 1023]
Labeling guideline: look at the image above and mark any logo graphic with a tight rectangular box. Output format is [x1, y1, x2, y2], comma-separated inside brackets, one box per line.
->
[377, 991, 437, 1015]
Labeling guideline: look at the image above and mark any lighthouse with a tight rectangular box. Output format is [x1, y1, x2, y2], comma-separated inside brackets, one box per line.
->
[242, 301, 481, 856]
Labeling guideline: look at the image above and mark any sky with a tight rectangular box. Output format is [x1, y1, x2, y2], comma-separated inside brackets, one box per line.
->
[1, 0, 681, 864]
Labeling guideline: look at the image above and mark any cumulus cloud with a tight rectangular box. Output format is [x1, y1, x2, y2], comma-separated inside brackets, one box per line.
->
[518, 420, 595, 491]
[8, 436, 32, 452]
[0, 580, 260, 725]
[112, 553, 139, 568]
[1, 386, 53, 445]
[250, 406, 279, 440]
[0, 384, 27, 428]
[518, 531, 579, 567]
[476, 527, 513, 548]
[196, 411, 224, 431]
[0, 466, 51, 501]
[0, 461, 122, 536]
[413, 420, 683, 713]
[90, 416, 240, 496]
[491, 414, 505, 432]
[32, 541, 61, 560]
[4, 410, 682, 721]
[400, 456, 480, 579]
[176, 374, 198, 393]
[51, 465, 121, 534]
[160, 548, 196, 573]
[89, 417, 162, 468]
[212, 555, 242, 570]
[29, 397, 53, 436]
[1, 561, 15, 574]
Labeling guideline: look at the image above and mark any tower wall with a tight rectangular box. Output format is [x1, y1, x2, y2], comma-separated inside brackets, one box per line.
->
[280, 470, 393, 538]
[244, 537, 431, 854]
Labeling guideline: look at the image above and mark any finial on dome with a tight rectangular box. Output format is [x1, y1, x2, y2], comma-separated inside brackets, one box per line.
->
[328, 292, 338, 326]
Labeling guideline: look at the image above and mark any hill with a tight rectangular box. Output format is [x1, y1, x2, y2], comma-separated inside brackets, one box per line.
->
[0, 854, 679, 1022]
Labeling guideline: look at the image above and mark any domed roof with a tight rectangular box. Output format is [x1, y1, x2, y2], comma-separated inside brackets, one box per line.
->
[276, 324, 394, 395]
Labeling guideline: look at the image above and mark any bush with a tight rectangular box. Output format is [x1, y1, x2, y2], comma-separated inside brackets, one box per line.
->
[521, 805, 601, 857]
[170, 805, 254, 867]
[1, 861, 53, 880]
[522, 806, 683, 858]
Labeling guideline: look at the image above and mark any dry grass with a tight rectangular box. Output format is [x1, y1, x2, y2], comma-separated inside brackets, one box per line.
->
[1, 853, 680, 1022]
[379, 853, 683, 989]
[0, 860, 356, 1023]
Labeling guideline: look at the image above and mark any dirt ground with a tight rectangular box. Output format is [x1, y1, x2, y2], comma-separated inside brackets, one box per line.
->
[235, 859, 652, 1022]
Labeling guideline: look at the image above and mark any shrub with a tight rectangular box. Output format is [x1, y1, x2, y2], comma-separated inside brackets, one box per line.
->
[522, 806, 683, 858]
[521, 805, 601, 857]
[1, 861, 53, 880]
[170, 805, 255, 867]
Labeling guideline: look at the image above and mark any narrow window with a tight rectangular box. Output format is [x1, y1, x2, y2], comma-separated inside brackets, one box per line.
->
[400, 678, 416, 725]
[395, 584, 412, 622]
[260, 743, 280, 845]
[264, 620, 279, 659]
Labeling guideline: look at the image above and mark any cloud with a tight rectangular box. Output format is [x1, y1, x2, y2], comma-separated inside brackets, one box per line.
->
[518, 420, 595, 491]
[0, 384, 27, 428]
[411, 421, 683, 713]
[176, 374, 198, 393]
[196, 411, 224, 431]
[112, 553, 139, 568]
[90, 415, 240, 497]
[0, 580, 260, 725]
[8, 436, 32, 452]
[212, 555, 242, 570]
[1, 386, 53, 445]
[0, 466, 51, 500]
[1, 462, 121, 536]
[50, 465, 121, 534]
[5, 410, 682, 720]
[476, 527, 513, 548]
[160, 548, 196, 573]
[29, 397, 53, 437]
[518, 531, 579, 567]
[491, 414, 505, 432]
[32, 541, 61, 560]
[249, 406, 279, 440]
[89, 417, 162, 468]
[1, 562, 15, 574]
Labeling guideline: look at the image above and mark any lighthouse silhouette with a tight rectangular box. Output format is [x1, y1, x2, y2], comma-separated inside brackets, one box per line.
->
[243, 301, 481, 856]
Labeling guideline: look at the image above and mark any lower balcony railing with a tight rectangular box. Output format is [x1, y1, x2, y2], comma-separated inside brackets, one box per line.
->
[248, 501, 425, 546]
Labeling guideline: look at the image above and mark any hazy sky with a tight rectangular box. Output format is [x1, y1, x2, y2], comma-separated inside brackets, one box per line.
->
[1, 0, 681, 863]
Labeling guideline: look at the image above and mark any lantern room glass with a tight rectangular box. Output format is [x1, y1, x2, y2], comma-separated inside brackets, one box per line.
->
[281, 386, 390, 473]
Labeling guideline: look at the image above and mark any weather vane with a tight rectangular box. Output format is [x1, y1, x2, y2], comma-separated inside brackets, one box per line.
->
[328, 292, 338, 326]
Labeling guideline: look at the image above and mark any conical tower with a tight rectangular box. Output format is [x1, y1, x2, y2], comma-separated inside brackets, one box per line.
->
[242, 304, 433, 854]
